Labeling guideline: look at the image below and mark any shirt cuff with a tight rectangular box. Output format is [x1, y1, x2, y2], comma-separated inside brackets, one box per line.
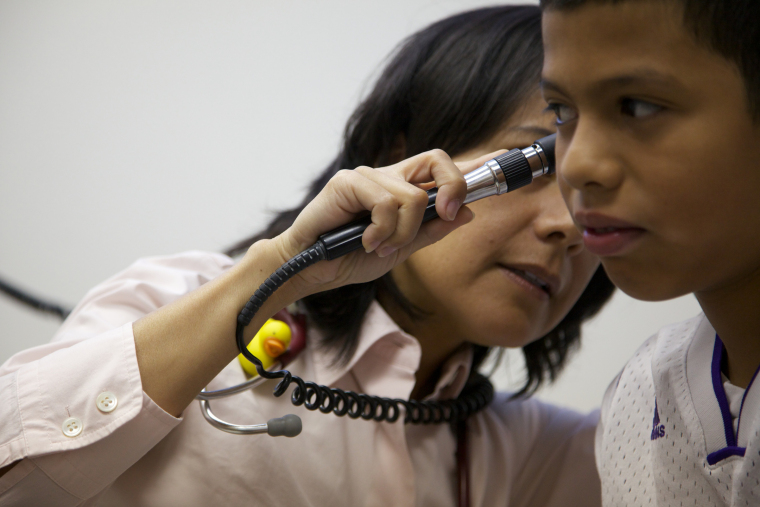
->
[1, 323, 181, 499]
[31, 389, 180, 500]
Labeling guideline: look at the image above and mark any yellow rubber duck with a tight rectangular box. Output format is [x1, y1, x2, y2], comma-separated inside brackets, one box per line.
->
[238, 318, 292, 377]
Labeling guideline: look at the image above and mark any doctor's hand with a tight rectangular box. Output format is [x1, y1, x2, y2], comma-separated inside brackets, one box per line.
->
[258, 148, 501, 299]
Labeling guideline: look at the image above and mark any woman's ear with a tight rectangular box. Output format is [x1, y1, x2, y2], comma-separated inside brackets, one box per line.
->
[387, 133, 407, 165]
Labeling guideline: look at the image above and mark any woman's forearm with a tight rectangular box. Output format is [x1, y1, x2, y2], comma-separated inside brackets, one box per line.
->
[132, 239, 300, 417]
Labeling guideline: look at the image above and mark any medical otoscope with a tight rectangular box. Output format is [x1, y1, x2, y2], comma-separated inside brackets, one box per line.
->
[199, 133, 557, 438]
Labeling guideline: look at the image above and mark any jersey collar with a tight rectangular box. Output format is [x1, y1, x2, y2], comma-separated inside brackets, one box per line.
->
[686, 318, 760, 464]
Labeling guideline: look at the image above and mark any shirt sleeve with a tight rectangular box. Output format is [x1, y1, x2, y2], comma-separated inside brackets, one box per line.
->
[0, 251, 233, 504]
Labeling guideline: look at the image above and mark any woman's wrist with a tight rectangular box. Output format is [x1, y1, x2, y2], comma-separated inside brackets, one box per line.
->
[235, 236, 309, 311]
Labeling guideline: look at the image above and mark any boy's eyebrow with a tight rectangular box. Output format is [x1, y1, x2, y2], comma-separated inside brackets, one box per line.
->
[541, 68, 685, 96]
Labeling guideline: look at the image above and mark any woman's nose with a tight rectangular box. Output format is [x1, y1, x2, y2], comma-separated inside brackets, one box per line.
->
[533, 182, 585, 257]
[557, 124, 624, 194]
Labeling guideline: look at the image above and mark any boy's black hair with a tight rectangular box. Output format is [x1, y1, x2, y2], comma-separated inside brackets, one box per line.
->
[227, 5, 616, 397]
[540, 0, 760, 121]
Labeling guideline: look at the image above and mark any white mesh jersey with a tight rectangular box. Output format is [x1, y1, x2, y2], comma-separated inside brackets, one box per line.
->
[596, 314, 760, 506]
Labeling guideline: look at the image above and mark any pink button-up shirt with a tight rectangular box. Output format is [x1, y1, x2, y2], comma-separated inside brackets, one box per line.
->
[0, 251, 601, 506]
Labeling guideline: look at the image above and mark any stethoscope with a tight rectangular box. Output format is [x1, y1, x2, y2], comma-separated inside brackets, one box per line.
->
[195, 308, 307, 437]
[195, 306, 483, 507]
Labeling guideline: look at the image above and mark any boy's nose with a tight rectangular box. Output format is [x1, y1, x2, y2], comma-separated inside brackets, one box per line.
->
[557, 124, 624, 194]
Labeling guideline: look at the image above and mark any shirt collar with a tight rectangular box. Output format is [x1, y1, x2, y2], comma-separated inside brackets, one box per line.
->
[424, 343, 473, 401]
[310, 300, 473, 401]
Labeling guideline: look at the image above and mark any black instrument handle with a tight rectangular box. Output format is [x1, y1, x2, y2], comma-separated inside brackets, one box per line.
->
[317, 188, 439, 261]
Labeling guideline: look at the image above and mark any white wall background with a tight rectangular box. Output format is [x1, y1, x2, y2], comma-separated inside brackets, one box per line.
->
[0, 0, 701, 412]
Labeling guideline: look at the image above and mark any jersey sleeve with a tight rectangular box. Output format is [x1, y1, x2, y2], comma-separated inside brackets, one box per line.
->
[595, 369, 623, 472]
[0, 251, 232, 505]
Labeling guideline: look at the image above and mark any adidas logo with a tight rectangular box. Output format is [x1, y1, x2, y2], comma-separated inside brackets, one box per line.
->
[650, 400, 665, 440]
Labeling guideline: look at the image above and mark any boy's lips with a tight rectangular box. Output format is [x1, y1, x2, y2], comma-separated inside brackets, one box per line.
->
[575, 211, 646, 257]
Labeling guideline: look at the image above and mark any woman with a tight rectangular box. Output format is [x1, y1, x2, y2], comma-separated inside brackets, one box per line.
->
[0, 5, 613, 506]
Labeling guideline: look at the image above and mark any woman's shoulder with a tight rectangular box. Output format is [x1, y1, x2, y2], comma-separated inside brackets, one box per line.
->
[481, 392, 599, 442]
[53, 251, 235, 342]
[471, 393, 601, 504]
[115, 250, 234, 279]
[78, 250, 234, 298]
[102, 250, 232, 291]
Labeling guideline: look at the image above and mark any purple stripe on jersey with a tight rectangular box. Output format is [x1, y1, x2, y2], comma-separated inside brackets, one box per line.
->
[707, 446, 746, 465]
[736, 359, 760, 437]
[711, 336, 736, 447]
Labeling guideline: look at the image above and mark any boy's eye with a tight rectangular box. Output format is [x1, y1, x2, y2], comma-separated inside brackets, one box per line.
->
[546, 103, 578, 125]
[620, 98, 663, 118]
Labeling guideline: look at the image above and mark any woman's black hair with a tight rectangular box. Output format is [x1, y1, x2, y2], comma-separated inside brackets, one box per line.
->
[227, 5, 616, 397]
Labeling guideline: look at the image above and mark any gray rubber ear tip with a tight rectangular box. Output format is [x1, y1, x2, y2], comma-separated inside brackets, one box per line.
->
[266, 414, 302, 437]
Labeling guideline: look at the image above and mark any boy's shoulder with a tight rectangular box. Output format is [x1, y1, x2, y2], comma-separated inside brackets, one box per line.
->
[593, 312, 760, 506]
[596, 312, 705, 454]
[611, 312, 705, 388]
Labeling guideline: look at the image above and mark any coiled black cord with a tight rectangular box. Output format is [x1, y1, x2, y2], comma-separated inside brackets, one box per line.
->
[235, 243, 494, 424]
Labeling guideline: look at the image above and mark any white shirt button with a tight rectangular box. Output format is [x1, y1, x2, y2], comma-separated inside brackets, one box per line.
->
[96, 391, 118, 413]
[62, 417, 83, 437]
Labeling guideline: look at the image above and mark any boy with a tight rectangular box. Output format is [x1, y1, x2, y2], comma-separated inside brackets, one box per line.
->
[539, 0, 760, 505]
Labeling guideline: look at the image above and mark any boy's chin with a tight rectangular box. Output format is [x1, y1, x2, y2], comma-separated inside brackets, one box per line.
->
[602, 261, 692, 302]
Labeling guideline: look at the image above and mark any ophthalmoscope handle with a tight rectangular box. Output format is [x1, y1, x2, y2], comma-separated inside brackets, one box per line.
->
[317, 133, 556, 261]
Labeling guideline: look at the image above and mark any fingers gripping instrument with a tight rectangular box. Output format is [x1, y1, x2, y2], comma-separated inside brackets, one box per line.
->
[318, 134, 556, 259]
[231, 133, 556, 434]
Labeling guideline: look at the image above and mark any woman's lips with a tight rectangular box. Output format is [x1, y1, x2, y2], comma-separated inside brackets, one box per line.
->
[500, 267, 550, 300]
[498, 263, 559, 301]
[575, 212, 645, 256]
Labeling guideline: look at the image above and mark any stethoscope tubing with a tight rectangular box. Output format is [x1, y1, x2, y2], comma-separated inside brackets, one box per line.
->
[195, 364, 279, 400]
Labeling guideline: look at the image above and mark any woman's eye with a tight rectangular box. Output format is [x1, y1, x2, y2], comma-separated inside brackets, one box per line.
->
[620, 98, 663, 118]
[546, 103, 578, 125]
